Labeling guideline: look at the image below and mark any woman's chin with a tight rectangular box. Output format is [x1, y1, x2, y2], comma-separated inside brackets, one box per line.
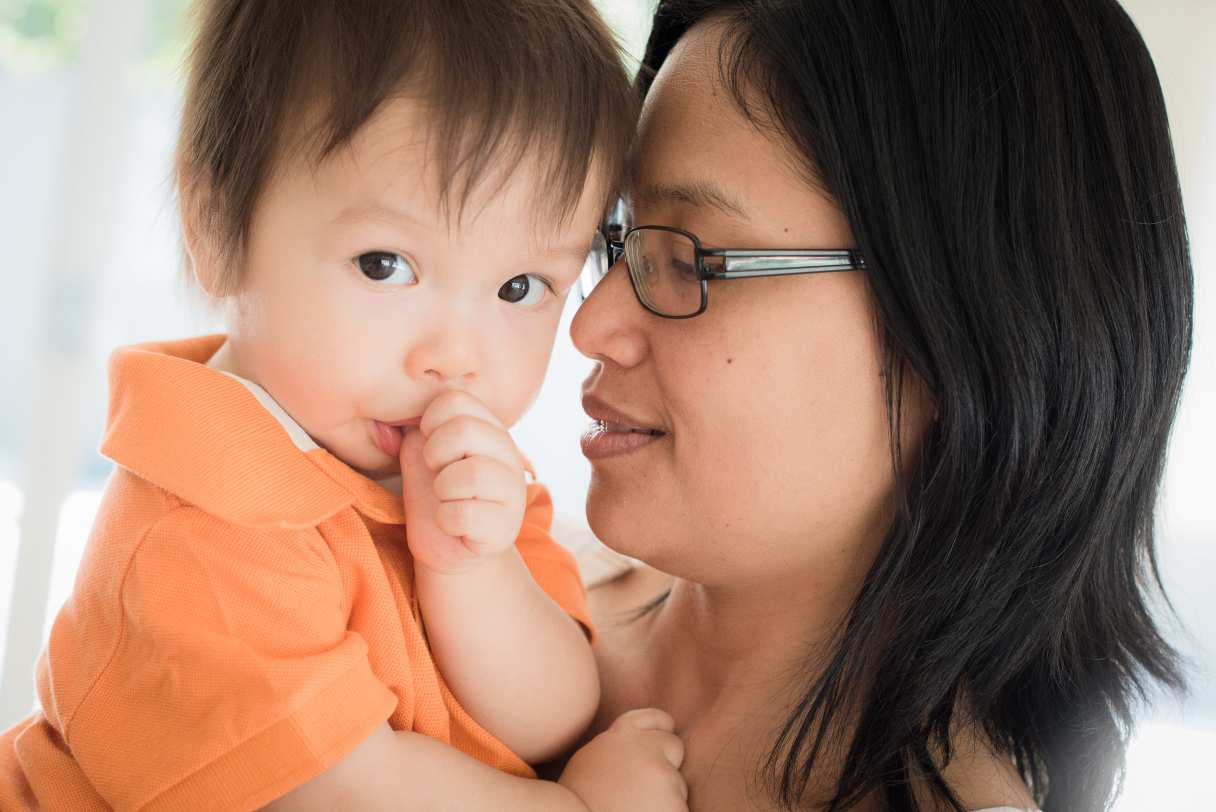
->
[587, 485, 676, 567]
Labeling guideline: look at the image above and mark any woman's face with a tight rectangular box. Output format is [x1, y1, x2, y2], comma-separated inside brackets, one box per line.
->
[571, 22, 905, 589]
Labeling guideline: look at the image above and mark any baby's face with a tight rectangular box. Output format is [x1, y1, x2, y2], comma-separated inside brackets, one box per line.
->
[220, 99, 605, 477]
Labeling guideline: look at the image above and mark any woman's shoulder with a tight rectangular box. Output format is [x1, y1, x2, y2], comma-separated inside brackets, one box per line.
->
[936, 725, 1040, 812]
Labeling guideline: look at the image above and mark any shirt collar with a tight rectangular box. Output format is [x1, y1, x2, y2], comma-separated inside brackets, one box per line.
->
[101, 335, 406, 529]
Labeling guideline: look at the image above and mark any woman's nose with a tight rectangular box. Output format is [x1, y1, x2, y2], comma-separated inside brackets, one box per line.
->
[570, 259, 649, 369]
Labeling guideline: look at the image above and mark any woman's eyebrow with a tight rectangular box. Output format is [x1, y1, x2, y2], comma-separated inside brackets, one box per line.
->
[633, 180, 750, 220]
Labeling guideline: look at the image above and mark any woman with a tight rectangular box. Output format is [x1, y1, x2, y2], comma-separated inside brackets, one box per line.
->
[565, 0, 1193, 810]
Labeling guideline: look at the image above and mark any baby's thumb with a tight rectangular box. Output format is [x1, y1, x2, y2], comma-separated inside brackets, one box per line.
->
[400, 428, 467, 571]
[400, 428, 439, 529]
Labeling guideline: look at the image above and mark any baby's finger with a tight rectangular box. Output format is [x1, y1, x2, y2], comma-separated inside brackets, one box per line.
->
[613, 708, 676, 733]
[400, 427, 440, 519]
[401, 428, 476, 572]
[435, 499, 513, 550]
[432, 456, 525, 506]
[645, 730, 686, 770]
[423, 415, 523, 473]
[420, 389, 502, 437]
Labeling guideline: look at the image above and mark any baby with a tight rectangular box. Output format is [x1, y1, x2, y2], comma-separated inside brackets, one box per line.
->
[0, 1, 686, 810]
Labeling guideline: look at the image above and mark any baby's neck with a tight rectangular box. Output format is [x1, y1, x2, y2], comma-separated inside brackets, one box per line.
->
[205, 339, 243, 377]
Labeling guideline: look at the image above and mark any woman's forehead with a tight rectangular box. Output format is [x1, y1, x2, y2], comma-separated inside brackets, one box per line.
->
[628, 31, 852, 246]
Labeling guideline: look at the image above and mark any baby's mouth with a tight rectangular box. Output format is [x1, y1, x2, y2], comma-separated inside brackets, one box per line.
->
[371, 421, 403, 458]
[371, 417, 421, 458]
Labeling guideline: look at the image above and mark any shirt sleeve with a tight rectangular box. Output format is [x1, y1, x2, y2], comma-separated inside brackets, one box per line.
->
[56, 506, 397, 811]
[514, 482, 596, 642]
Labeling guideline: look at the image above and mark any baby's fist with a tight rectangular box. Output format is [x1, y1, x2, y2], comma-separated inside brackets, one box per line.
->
[401, 390, 527, 574]
[559, 709, 688, 812]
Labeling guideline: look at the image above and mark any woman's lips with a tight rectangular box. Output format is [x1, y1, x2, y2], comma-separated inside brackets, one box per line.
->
[580, 395, 667, 460]
[580, 421, 665, 460]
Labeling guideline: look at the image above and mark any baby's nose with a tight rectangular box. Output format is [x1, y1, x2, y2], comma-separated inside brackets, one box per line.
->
[404, 330, 481, 385]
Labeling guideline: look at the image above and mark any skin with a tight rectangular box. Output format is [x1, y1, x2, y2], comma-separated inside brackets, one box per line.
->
[567, 21, 1038, 812]
[188, 97, 688, 810]
[202, 99, 587, 480]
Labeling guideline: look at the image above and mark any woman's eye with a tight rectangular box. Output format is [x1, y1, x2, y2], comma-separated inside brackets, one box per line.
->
[355, 252, 417, 285]
[673, 258, 698, 282]
[498, 273, 550, 306]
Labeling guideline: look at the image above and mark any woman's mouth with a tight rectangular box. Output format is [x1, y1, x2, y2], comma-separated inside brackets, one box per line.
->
[580, 396, 667, 460]
[580, 421, 666, 460]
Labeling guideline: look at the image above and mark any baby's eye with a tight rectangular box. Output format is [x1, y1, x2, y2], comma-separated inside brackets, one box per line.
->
[498, 274, 550, 306]
[355, 252, 417, 285]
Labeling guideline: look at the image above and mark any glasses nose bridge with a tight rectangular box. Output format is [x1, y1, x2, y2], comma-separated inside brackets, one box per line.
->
[608, 240, 626, 268]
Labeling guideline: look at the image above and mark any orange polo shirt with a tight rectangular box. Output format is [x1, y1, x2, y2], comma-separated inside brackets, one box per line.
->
[0, 335, 592, 811]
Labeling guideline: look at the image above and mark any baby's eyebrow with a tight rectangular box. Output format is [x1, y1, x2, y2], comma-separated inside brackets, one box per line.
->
[531, 239, 594, 266]
[330, 201, 427, 228]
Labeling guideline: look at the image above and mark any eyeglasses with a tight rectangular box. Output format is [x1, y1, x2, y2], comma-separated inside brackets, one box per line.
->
[579, 224, 866, 319]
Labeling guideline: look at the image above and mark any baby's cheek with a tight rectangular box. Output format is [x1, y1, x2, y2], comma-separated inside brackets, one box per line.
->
[490, 332, 555, 427]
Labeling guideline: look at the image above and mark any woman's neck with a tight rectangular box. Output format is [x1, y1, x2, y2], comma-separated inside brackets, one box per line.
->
[628, 575, 851, 806]
[643, 558, 864, 722]
[629, 574, 1034, 812]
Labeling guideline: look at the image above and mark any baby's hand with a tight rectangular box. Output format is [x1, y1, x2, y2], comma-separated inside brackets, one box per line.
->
[559, 709, 689, 812]
[400, 390, 527, 574]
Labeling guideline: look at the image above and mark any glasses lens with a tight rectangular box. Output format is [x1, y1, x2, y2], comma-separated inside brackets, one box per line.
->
[578, 230, 610, 301]
[623, 228, 702, 317]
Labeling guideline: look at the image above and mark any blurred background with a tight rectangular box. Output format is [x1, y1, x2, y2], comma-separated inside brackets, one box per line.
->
[0, 0, 1211, 807]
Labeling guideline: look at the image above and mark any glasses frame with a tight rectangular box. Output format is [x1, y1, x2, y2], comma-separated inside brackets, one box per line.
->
[596, 224, 867, 319]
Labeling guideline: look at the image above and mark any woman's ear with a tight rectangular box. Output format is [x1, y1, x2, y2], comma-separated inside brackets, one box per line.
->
[178, 173, 231, 298]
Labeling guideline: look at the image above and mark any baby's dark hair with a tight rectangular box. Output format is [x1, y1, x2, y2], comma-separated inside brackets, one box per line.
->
[176, 0, 638, 292]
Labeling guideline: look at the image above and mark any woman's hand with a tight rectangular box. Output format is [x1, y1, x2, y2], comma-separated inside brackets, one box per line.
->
[559, 709, 689, 812]
[400, 389, 527, 574]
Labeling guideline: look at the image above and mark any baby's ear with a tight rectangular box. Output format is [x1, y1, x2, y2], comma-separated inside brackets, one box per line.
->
[178, 172, 231, 297]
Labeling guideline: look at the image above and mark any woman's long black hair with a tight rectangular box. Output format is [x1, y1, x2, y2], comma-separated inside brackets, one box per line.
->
[639, 1, 1193, 809]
